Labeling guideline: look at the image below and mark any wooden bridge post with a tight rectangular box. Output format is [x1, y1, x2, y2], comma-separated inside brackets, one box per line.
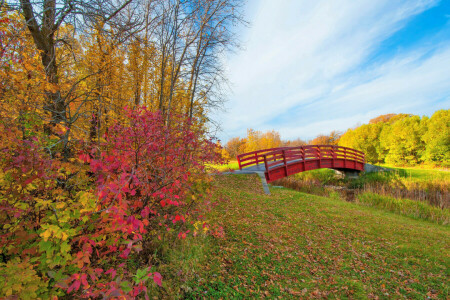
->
[263, 154, 270, 181]
[302, 147, 305, 171]
[344, 147, 347, 168]
[282, 149, 287, 177]
[255, 152, 258, 165]
[318, 147, 321, 169]
[331, 146, 335, 168]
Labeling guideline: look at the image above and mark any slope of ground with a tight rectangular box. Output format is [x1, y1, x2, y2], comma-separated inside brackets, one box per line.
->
[173, 174, 449, 299]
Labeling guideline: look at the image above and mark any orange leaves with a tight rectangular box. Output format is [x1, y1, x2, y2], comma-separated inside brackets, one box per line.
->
[0, 11, 47, 122]
[67, 274, 90, 293]
[73, 250, 91, 269]
[225, 129, 282, 157]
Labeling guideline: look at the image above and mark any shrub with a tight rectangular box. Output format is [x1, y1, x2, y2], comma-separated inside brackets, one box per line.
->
[0, 107, 222, 298]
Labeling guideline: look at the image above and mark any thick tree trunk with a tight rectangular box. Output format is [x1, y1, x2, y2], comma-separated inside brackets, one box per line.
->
[41, 45, 65, 124]
[21, 0, 66, 126]
[158, 50, 167, 111]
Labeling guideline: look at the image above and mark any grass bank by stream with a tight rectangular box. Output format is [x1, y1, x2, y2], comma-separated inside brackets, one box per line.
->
[273, 167, 449, 224]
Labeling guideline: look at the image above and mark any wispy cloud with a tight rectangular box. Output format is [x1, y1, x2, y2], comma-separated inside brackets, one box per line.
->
[218, 0, 450, 141]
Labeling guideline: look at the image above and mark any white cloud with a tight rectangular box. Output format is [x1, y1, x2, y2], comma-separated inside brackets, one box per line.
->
[217, 0, 449, 141]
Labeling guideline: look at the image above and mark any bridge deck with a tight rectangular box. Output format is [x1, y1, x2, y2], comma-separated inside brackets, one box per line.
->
[242, 158, 307, 172]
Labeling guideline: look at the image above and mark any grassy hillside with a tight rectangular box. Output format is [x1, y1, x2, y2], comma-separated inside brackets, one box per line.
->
[161, 174, 449, 299]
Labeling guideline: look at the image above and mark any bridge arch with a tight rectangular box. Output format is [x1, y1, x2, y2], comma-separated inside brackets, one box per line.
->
[237, 145, 365, 183]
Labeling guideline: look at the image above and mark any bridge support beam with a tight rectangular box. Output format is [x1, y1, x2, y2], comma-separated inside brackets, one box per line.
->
[256, 172, 271, 195]
[334, 170, 360, 179]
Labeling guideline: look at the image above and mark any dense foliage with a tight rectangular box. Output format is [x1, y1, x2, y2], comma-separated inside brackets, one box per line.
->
[1, 0, 244, 157]
[339, 110, 449, 167]
[0, 108, 222, 298]
[0, 1, 234, 297]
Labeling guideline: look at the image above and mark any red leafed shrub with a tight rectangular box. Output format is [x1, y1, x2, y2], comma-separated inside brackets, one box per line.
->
[0, 107, 223, 298]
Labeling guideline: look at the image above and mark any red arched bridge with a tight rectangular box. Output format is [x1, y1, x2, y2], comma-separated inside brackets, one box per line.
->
[237, 145, 365, 183]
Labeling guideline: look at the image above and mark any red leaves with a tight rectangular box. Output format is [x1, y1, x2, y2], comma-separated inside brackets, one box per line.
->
[172, 214, 185, 224]
[80, 274, 89, 287]
[211, 225, 225, 238]
[67, 279, 81, 293]
[0, 107, 223, 298]
[78, 153, 91, 163]
[74, 249, 91, 269]
[70, 108, 220, 294]
[153, 272, 162, 287]
[141, 206, 150, 218]
[67, 274, 89, 293]
[105, 268, 117, 279]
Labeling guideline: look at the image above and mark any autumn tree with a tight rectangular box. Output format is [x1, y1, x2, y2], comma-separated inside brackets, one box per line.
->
[260, 130, 282, 149]
[151, 0, 245, 124]
[0, 8, 47, 138]
[369, 113, 396, 124]
[225, 129, 282, 155]
[18, 0, 134, 121]
[282, 138, 306, 147]
[339, 113, 441, 166]
[380, 115, 427, 166]
[5, 0, 244, 157]
[421, 109, 450, 167]
[309, 130, 341, 145]
[243, 128, 282, 152]
[225, 136, 247, 159]
[339, 124, 384, 163]
[369, 113, 411, 124]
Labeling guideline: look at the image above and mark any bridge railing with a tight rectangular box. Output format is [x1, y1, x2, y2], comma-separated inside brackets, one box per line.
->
[237, 145, 365, 172]
[236, 147, 290, 169]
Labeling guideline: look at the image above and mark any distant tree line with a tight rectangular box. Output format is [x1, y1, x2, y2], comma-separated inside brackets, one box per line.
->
[224, 109, 449, 167]
[339, 110, 449, 167]
[224, 128, 339, 159]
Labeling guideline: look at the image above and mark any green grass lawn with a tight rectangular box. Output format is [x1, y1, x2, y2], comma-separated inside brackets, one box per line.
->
[162, 174, 449, 299]
[381, 165, 450, 181]
[208, 160, 240, 172]
[295, 164, 450, 183]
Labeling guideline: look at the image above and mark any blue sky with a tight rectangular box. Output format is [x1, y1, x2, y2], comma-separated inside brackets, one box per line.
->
[216, 0, 450, 142]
